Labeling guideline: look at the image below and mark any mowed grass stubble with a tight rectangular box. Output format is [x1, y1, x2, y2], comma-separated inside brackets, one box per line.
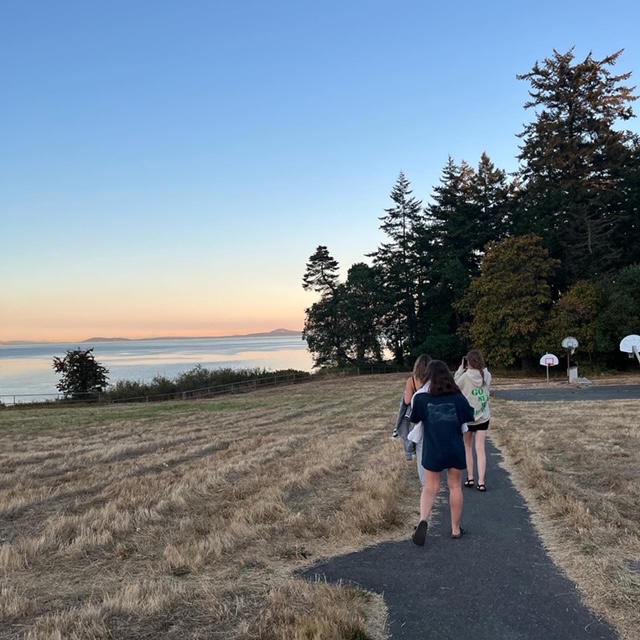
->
[0, 375, 420, 640]
[1, 375, 639, 639]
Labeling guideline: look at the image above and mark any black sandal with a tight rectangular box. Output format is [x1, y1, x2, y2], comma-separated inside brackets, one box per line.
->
[451, 527, 464, 539]
[412, 520, 428, 546]
[476, 483, 487, 492]
[463, 478, 475, 488]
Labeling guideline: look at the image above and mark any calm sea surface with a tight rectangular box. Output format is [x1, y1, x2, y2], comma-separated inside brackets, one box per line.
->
[0, 336, 312, 400]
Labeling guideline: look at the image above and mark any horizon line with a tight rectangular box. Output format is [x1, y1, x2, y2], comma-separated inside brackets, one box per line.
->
[0, 328, 303, 346]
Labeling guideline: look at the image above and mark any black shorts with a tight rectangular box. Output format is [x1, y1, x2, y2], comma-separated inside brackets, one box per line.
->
[467, 420, 489, 432]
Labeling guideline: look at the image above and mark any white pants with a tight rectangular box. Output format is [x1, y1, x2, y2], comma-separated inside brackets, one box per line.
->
[415, 439, 426, 486]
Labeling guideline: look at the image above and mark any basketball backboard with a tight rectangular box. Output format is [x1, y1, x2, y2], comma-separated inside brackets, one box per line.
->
[619, 334, 640, 364]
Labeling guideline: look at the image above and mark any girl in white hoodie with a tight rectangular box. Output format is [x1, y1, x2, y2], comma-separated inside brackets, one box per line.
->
[454, 350, 492, 492]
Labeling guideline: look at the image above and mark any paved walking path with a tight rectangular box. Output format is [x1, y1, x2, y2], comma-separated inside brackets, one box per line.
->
[493, 383, 640, 402]
[301, 436, 621, 638]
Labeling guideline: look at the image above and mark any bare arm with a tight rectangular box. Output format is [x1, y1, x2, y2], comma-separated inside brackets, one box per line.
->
[404, 376, 417, 405]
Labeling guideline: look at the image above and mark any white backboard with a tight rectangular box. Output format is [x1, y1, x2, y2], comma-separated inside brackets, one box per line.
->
[620, 335, 640, 364]
[619, 335, 640, 353]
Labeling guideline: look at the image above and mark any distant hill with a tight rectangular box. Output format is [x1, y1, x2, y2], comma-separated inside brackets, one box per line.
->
[1, 329, 302, 346]
[81, 329, 302, 342]
[236, 329, 301, 338]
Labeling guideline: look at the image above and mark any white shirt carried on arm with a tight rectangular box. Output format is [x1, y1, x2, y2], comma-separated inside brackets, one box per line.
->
[407, 383, 429, 443]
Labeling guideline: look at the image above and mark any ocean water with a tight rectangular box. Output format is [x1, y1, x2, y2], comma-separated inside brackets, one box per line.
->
[0, 336, 312, 401]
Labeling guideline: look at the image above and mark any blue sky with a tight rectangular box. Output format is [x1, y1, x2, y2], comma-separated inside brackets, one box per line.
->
[2, 0, 639, 341]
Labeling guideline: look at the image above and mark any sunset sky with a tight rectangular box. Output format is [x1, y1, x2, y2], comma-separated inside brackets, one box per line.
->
[2, 0, 640, 342]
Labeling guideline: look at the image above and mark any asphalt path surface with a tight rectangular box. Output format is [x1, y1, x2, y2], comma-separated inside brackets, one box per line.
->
[299, 386, 634, 639]
[493, 383, 640, 402]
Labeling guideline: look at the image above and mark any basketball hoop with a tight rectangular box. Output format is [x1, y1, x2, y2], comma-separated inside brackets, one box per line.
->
[620, 335, 640, 365]
[539, 353, 559, 385]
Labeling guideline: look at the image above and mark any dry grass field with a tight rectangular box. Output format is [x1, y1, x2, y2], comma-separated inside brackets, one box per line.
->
[1, 373, 639, 639]
[490, 394, 640, 640]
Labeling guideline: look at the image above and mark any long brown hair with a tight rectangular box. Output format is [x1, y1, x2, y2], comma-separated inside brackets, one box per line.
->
[466, 350, 487, 385]
[425, 360, 460, 396]
[412, 354, 432, 386]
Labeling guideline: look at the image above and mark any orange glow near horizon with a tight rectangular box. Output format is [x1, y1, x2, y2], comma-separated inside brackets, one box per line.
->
[2, 285, 310, 343]
[1, 319, 304, 343]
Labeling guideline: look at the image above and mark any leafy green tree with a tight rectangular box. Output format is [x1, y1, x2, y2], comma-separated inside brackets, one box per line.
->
[594, 264, 640, 359]
[370, 172, 424, 364]
[540, 280, 603, 359]
[515, 49, 638, 287]
[52, 348, 109, 397]
[457, 235, 560, 368]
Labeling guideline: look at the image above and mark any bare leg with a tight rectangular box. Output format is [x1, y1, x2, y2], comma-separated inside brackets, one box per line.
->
[420, 471, 442, 521]
[475, 430, 487, 486]
[447, 468, 463, 535]
[463, 431, 474, 481]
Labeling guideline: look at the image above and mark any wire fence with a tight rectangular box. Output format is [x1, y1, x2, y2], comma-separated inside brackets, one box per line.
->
[0, 365, 404, 408]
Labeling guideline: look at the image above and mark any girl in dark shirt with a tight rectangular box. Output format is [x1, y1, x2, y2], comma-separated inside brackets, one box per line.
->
[409, 360, 474, 546]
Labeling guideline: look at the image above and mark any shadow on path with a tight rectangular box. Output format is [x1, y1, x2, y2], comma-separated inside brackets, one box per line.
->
[300, 441, 617, 639]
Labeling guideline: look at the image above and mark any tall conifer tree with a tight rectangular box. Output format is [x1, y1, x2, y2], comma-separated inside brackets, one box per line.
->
[370, 172, 424, 365]
[515, 49, 638, 287]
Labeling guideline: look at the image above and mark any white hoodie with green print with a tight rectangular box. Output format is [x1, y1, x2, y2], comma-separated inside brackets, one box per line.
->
[454, 366, 492, 425]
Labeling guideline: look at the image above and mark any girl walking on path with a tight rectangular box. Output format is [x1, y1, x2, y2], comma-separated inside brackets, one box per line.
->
[406, 354, 431, 486]
[393, 354, 432, 485]
[410, 360, 474, 546]
[454, 350, 492, 492]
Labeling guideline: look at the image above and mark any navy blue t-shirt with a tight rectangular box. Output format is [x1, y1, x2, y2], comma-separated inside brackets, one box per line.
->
[410, 392, 474, 472]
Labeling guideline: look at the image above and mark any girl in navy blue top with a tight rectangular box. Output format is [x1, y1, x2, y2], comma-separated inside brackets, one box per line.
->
[409, 360, 474, 546]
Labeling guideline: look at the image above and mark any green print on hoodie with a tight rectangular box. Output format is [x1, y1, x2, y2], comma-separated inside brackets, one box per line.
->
[454, 367, 492, 425]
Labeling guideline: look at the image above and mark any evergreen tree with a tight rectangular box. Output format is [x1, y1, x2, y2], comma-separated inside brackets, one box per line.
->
[370, 172, 424, 364]
[611, 137, 640, 267]
[303, 291, 351, 368]
[302, 245, 340, 295]
[340, 263, 386, 364]
[515, 49, 638, 287]
[52, 348, 109, 398]
[302, 246, 350, 368]
[416, 155, 514, 359]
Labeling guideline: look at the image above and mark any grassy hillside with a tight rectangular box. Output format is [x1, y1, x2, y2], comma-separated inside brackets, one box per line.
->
[0, 374, 638, 639]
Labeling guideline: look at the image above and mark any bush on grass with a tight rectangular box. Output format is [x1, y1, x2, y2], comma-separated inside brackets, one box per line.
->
[103, 365, 310, 401]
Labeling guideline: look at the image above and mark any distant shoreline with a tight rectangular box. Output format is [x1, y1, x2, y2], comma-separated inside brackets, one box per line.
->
[1, 329, 302, 346]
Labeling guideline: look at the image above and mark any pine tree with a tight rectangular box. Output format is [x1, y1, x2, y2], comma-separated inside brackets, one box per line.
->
[370, 172, 424, 364]
[415, 155, 515, 359]
[516, 49, 638, 287]
[302, 246, 351, 368]
[340, 263, 386, 364]
[302, 245, 339, 295]
[52, 348, 110, 398]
